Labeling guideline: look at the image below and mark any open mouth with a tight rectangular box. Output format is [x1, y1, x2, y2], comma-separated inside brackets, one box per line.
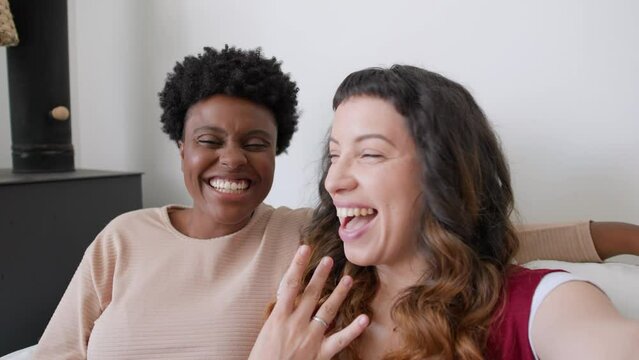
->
[209, 177, 251, 194]
[336, 207, 378, 231]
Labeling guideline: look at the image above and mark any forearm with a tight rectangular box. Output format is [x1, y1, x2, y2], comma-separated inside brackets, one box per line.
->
[590, 222, 639, 259]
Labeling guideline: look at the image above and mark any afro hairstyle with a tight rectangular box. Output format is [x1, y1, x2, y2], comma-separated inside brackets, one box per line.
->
[158, 45, 299, 155]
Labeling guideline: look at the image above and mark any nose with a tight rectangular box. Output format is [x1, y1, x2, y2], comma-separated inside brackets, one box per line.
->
[324, 156, 357, 196]
[219, 144, 248, 169]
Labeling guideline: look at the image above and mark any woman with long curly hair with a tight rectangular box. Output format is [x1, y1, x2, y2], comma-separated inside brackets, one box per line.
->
[250, 65, 639, 359]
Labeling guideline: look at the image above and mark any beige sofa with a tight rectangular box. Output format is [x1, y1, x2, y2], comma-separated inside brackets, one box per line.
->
[3, 256, 638, 359]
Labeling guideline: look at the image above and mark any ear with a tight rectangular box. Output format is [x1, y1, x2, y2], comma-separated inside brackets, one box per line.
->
[178, 140, 185, 172]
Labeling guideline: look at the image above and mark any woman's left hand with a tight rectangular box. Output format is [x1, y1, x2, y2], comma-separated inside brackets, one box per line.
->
[248, 245, 369, 360]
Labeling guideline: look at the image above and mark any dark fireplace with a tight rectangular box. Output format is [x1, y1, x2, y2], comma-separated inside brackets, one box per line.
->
[6, 0, 74, 173]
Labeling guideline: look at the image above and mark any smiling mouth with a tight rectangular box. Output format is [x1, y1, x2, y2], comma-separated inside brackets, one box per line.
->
[336, 207, 378, 230]
[209, 178, 251, 194]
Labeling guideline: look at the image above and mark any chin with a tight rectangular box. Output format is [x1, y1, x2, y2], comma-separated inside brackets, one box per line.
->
[343, 247, 376, 267]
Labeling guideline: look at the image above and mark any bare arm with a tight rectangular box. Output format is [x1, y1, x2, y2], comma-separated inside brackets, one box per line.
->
[531, 281, 639, 359]
[591, 222, 639, 260]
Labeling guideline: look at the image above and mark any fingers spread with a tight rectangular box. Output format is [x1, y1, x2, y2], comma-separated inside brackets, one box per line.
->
[274, 245, 311, 314]
[310, 275, 353, 334]
[319, 314, 369, 359]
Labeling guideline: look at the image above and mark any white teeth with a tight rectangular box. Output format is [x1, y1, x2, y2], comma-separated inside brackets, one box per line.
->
[335, 207, 376, 218]
[209, 178, 249, 193]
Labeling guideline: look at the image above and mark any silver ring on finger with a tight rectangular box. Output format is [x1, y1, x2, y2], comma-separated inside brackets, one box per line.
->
[312, 315, 329, 329]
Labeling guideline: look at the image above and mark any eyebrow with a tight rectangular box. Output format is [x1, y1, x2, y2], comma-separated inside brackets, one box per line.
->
[329, 134, 396, 147]
[193, 126, 274, 140]
[193, 125, 225, 134]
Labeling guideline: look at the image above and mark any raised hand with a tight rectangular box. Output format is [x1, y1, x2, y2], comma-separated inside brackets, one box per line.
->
[249, 245, 369, 360]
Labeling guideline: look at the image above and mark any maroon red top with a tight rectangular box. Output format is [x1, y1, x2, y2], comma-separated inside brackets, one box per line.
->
[486, 266, 562, 360]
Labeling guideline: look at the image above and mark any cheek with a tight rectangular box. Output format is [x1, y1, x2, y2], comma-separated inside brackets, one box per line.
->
[381, 169, 423, 223]
[381, 162, 422, 198]
[251, 154, 275, 181]
[183, 151, 209, 173]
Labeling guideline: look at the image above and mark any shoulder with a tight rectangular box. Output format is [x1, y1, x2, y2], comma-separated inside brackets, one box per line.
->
[261, 204, 312, 231]
[503, 266, 563, 303]
[98, 206, 172, 239]
[255, 204, 312, 256]
[531, 278, 639, 359]
[505, 266, 559, 283]
[487, 266, 565, 359]
[87, 207, 168, 253]
[268, 204, 313, 220]
[106, 207, 165, 229]
[499, 267, 572, 329]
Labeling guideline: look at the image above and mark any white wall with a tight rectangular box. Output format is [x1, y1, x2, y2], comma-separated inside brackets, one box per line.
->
[0, 49, 10, 168]
[1, 0, 637, 223]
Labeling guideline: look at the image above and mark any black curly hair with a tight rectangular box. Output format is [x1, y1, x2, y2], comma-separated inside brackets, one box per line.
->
[159, 45, 299, 155]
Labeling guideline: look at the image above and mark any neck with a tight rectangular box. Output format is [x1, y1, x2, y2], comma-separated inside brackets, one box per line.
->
[376, 247, 429, 298]
[357, 252, 429, 359]
[370, 247, 430, 331]
[170, 207, 252, 239]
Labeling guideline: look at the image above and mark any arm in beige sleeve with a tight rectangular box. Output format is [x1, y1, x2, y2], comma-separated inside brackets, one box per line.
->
[514, 222, 601, 264]
[515, 221, 639, 264]
[32, 233, 115, 359]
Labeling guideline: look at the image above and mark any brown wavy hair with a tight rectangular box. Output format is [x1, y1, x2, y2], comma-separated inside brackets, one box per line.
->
[298, 66, 519, 359]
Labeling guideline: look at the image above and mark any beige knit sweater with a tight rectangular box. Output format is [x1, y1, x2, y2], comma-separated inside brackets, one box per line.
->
[32, 204, 597, 359]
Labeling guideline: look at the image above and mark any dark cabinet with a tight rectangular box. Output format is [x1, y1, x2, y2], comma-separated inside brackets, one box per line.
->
[0, 169, 143, 355]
